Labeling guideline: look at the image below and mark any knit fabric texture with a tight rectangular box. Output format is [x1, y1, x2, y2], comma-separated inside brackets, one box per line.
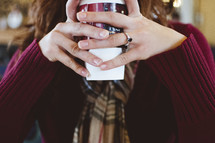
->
[0, 22, 215, 143]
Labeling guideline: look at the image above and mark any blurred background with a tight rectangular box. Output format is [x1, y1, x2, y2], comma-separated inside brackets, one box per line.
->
[0, 0, 215, 143]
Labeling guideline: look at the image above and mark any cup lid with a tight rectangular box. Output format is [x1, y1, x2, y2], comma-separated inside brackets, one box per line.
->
[80, 0, 125, 5]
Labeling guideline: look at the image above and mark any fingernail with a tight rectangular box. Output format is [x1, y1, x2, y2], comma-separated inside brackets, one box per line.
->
[100, 64, 107, 70]
[93, 59, 103, 66]
[78, 41, 88, 49]
[81, 69, 89, 77]
[100, 30, 109, 38]
[77, 12, 87, 20]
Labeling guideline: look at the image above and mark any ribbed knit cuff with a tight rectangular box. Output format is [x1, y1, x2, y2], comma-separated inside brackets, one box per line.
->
[0, 39, 61, 120]
[145, 34, 215, 124]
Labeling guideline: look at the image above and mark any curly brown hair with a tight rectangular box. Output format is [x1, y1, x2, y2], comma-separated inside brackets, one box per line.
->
[16, 0, 174, 52]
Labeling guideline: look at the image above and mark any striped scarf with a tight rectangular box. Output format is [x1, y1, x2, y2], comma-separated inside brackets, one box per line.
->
[73, 63, 135, 143]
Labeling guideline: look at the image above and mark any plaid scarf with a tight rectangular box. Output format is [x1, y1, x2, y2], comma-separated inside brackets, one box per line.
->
[73, 63, 136, 143]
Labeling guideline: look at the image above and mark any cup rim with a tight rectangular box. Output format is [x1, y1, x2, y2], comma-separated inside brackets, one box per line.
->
[79, 0, 125, 5]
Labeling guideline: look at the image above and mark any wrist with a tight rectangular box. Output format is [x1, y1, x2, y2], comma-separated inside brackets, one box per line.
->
[168, 29, 187, 50]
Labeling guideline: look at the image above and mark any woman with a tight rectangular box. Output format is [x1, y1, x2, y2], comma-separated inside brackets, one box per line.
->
[0, 0, 215, 143]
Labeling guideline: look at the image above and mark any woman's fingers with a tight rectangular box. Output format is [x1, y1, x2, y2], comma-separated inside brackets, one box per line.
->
[39, 28, 104, 77]
[55, 22, 109, 39]
[124, 0, 141, 17]
[66, 0, 80, 22]
[77, 12, 132, 29]
[78, 32, 135, 49]
[53, 31, 103, 67]
[56, 49, 90, 77]
[100, 49, 138, 70]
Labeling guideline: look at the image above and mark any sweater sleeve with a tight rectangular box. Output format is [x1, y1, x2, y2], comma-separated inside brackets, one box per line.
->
[146, 26, 215, 142]
[0, 40, 61, 142]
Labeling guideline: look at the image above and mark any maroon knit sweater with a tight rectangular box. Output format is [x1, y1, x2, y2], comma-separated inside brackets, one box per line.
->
[0, 22, 215, 143]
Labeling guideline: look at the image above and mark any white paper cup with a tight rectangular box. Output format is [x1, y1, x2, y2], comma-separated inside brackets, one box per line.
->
[79, 0, 127, 80]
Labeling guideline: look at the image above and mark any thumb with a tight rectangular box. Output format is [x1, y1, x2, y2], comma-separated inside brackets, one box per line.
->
[125, 0, 141, 17]
[66, 0, 80, 22]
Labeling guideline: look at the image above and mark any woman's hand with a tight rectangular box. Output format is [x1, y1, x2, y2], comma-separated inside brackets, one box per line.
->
[39, 0, 109, 77]
[76, 0, 187, 70]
